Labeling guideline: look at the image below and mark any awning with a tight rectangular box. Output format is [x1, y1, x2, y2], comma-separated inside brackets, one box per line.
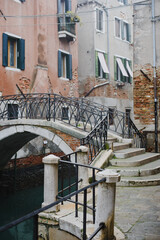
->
[126, 61, 133, 78]
[116, 58, 128, 77]
[98, 52, 109, 73]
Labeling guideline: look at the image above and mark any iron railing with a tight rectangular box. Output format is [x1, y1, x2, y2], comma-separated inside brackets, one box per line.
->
[0, 93, 146, 148]
[58, 15, 76, 35]
[59, 152, 103, 222]
[0, 93, 103, 132]
[81, 115, 108, 162]
[0, 153, 105, 240]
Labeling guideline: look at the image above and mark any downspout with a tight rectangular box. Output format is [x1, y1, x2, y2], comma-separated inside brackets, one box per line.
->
[105, 8, 110, 82]
[152, 0, 158, 152]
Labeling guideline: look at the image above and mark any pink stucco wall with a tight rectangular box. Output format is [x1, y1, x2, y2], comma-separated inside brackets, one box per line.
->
[0, 0, 79, 98]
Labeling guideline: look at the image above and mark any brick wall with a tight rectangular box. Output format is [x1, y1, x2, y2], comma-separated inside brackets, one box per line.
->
[134, 64, 160, 125]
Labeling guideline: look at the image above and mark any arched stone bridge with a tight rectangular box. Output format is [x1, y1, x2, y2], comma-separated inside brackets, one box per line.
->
[0, 119, 87, 169]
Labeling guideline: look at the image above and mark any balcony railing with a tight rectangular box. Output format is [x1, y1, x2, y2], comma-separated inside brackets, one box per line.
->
[58, 15, 76, 38]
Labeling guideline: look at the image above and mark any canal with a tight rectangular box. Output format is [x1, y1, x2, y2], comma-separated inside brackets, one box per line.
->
[0, 162, 76, 239]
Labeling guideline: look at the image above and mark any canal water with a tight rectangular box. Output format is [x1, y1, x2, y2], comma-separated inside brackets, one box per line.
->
[0, 162, 76, 240]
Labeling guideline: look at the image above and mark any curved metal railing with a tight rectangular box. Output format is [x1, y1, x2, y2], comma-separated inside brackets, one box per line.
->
[0, 93, 146, 149]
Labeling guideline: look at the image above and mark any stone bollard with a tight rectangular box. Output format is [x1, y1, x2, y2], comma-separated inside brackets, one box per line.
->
[95, 169, 120, 240]
[76, 146, 89, 188]
[42, 154, 59, 212]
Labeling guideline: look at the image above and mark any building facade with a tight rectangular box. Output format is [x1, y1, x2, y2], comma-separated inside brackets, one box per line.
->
[133, 0, 160, 150]
[0, 0, 79, 97]
[77, 0, 133, 118]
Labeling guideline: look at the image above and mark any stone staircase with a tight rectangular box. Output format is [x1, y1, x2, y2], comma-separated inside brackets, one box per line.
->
[107, 134, 160, 186]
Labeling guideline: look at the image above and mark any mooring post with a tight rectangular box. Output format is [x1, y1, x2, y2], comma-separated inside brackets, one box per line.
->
[76, 146, 89, 188]
[42, 154, 59, 212]
[95, 169, 120, 240]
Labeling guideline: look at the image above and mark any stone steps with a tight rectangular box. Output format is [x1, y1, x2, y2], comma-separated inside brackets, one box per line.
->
[107, 133, 160, 186]
[109, 158, 160, 177]
[110, 152, 160, 167]
[118, 173, 160, 187]
[114, 148, 145, 159]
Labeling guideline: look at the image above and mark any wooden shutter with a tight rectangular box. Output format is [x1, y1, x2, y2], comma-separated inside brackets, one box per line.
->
[2, 33, 8, 67]
[65, 0, 71, 12]
[19, 39, 25, 70]
[128, 60, 132, 83]
[103, 53, 108, 79]
[57, 0, 61, 13]
[58, 50, 62, 77]
[95, 51, 98, 78]
[121, 21, 124, 40]
[114, 56, 117, 81]
[127, 24, 131, 42]
[67, 54, 72, 80]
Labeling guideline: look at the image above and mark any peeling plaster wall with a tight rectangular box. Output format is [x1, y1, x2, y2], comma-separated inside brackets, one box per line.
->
[133, 0, 160, 129]
[0, 0, 79, 98]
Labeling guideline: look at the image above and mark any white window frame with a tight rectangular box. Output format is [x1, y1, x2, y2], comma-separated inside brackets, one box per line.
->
[114, 17, 130, 42]
[96, 8, 104, 33]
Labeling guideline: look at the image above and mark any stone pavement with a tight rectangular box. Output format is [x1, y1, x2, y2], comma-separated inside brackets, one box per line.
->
[115, 185, 160, 240]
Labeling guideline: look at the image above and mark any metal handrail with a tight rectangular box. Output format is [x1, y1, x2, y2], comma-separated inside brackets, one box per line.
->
[81, 115, 108, 162]
[0, 93, 146, 148]
[0, 177, 106, 240]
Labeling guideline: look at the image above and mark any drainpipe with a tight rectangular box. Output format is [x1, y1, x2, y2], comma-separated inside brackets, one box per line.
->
[152, 0, 158, 152]
[105, 8, 110, 82]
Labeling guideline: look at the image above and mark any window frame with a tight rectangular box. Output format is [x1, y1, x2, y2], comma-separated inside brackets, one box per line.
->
[2, 33, 25, 71]
[95, 50, 109, 80]
[96, 8, 104, 32]
[58, 50, 72, 80]
[114, 56, 132, 83]
[115, 17, 131, 43]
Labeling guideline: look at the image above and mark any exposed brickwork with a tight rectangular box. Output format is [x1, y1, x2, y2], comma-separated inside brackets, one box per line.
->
[133, 64, 160, 125]
[53, 129, 81, 152]
[79, 77, 130, 99]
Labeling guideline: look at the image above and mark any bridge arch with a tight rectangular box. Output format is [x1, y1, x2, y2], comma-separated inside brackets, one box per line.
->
[0, 125, 73, 169]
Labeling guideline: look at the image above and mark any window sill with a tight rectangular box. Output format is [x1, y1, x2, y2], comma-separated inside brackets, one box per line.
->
[59, 77, 69, 81]
[96, 29, 104, 34]
[5, 67, 21, 72]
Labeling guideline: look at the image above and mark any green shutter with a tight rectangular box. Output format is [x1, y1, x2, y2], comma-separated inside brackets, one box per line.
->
[104, 53, 108, 79]
[58, 50, 62, 77]
[128, 60, 132, 83]
[95, 51, 98, 78]
[114, 56, 117, 81]
[67, 54, 72, 80]
[2, 33, 8, 67]
[123, 58, 127, 82]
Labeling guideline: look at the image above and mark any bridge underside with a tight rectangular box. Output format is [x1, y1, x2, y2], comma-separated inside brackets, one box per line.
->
[0, 132, 37, 169]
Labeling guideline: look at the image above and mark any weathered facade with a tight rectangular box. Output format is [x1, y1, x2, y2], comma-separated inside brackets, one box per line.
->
[0, 0, 79, 97]
[77, 0, 133, 117]
[133, 0, 160, 150]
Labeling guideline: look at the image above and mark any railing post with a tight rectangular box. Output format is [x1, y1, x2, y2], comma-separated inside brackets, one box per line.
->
[95, 169, 120, 240]
[48, 93, 51, 121]
[42, 154, 59, 212]
[76, 146, 89, 188]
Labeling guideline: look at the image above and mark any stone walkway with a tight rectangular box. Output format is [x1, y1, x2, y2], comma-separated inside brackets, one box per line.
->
[115, 185, 160, 240]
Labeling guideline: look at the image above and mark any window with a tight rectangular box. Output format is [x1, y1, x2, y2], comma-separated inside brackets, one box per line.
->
[2, 33, 25, 70]
[96, 9, 103, 32]
[109, 108, 114, 125]
[114, 56, 132, 83]
[8, 104, 18, 120]
[95, 51, 109, 79]
[58, 50, 72, 80]
[125, 109, 131, 125]
[62, 107, 69, 120]
[118, 0, 128, 4]
[115, 18, 131, 42]
[57, 0, 71, 14]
